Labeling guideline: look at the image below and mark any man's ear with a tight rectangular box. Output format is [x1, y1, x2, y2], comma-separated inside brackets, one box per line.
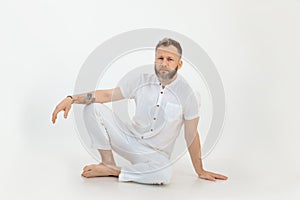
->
[177, 59, 183, 69]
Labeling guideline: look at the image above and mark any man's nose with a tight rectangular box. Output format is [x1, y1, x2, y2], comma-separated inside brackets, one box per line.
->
[162, 58, 168, 66]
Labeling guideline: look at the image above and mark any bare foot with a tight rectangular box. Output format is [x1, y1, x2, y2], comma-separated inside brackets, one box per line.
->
[81, 163, 120, 178]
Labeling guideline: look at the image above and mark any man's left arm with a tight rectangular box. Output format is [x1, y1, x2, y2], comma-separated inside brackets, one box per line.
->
[184, 117, 228, 181]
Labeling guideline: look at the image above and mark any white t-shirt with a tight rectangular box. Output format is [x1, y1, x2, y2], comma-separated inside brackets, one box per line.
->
[119, 73, 200, 157]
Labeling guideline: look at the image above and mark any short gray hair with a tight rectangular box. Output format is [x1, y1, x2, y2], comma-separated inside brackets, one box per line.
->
[155, 38, 182, 58]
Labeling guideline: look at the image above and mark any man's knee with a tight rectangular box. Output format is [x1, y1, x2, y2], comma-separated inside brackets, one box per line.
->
[83, 104, 103, 127]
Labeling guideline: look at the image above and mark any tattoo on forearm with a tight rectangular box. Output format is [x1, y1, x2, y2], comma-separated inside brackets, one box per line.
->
[83, 93, 95, 104]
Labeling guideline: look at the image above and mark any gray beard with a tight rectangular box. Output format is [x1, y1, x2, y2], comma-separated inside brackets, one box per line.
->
[155, 65, 178, 82]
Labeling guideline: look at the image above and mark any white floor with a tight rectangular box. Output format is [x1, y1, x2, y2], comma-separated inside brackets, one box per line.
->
[1, 119, 299, 200]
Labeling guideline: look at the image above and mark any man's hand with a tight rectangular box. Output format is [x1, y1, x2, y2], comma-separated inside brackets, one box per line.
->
[52, 97, 73, 124]
[197, 169, 228, 182]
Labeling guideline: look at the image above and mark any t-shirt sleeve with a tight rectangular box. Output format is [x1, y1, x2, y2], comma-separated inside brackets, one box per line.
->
[118, 73, 141, 99]
[183, 91, 201, 120]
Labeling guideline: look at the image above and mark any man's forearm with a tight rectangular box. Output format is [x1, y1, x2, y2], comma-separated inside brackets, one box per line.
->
[186, 132, 204, 174]
[69, 90, 111, 104]
[70, 92, 95, 104]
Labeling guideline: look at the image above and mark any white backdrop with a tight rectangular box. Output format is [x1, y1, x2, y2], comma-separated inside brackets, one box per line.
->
[1, 0, 300, 200]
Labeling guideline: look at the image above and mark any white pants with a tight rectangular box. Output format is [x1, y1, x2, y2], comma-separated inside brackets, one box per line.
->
[83, 103, 172, 185]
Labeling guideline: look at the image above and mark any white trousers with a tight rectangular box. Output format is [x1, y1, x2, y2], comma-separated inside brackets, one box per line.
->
[83, 103, 172, 185]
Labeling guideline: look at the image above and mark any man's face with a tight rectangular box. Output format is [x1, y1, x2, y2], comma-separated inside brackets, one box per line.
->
[154, 45, 182, 82]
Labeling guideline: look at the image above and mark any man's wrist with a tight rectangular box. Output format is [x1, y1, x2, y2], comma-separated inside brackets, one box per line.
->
[66, 95, 74, 104]
[195, 158, 204, 175]
[196, 168, 205, 175]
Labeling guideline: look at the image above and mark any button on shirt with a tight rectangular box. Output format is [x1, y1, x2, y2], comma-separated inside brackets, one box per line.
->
[119, 73, 200, 157]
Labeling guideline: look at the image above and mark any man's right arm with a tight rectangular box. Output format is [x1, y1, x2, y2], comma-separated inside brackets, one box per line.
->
[71, 87, 124, 104]
[52, 87, 124, 124]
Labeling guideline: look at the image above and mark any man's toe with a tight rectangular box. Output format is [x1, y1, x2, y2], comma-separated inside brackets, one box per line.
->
[82, 171, 94, 178]
[83, 164, 96, 171]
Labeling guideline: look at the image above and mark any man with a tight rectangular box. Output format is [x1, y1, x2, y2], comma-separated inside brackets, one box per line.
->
[52, 38, 228, 184]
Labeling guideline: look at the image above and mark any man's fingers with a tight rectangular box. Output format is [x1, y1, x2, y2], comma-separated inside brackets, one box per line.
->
[64, 105, 71, 118]
[199, 171, 227, 182]
[52, 98, 73, 123]
[213, 173, 228, 180]
[208, 171, 228, 180]
[203, 175, 216, 182]
[209, 177, 216, 182]
[52, 116, 56, 124]
[52, 105, 65, 123]
[52, 109, 59, 124]
[206, 174, 216, 181]
[199, 173, 214, 181]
